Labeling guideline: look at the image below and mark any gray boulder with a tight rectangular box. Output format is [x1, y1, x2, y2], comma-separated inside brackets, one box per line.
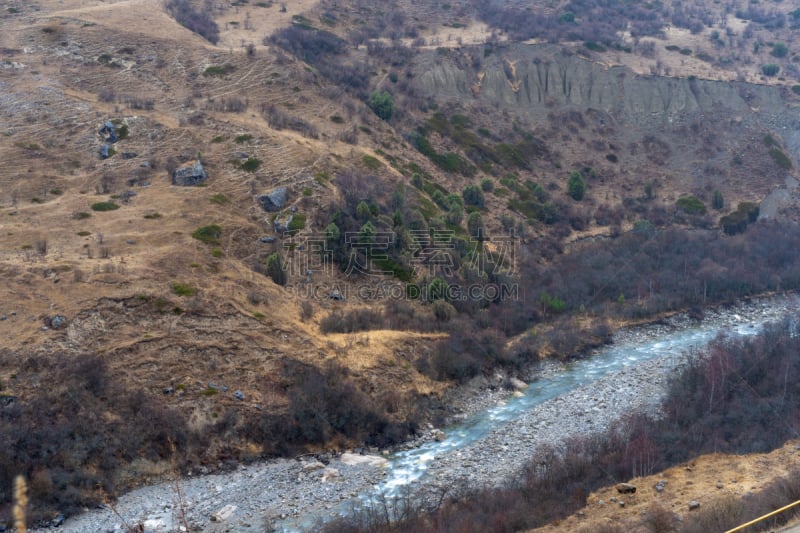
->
[99, 144, 110, 159]
[258, 187, 288, 211]
[99, 121, 118, 143]
[49, 315, 67, 329]
[172, 160, 207, 186]
[330, 288, 344, 301]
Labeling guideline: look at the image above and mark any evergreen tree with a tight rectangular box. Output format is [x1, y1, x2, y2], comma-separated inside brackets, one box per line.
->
[567, 171, 586, 201]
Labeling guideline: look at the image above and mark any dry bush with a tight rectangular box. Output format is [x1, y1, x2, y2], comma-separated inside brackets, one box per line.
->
[260, 104, 318, 138]
[677, 497, 743, 533]
[644, 502, 677, 533]
[299, 300, 314, 322]
[205, 97, 247, 113]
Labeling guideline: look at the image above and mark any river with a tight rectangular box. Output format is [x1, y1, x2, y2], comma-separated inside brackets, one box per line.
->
[40, 295, 798, 533]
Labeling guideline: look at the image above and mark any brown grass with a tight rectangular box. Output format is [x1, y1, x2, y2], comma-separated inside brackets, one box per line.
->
[530, 439, 800, 533]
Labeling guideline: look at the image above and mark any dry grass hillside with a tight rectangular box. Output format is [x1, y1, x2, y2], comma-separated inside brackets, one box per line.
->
[1, 0, 800, 527]
[531, 439, 800, 533]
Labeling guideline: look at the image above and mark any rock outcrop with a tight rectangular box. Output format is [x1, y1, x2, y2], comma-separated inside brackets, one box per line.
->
[172, 160, 207, 186]
[258, 187, 288, 211]
[412, 44, 788, 127]
[273, 212, 293, 234]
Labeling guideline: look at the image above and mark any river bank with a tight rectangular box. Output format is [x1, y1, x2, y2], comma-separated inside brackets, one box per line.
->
[31, 294, 799, 533]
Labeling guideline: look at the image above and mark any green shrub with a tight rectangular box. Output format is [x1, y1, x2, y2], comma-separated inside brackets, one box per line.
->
[358, 221, 376, 244]
[74, 211, 91, 220]
[367, 90, 394, 120]
[585, 41, 606, 52]
[427, 277, 449, 301]
[480, 178, 494, 192]
[467, 211, 485, 239]
[263, 252, 286, 285]
[77, 231, 91, 237]
[362, 155, 381, 169]
[462, 184, 485, 207]
[303, 187, 313, 196]
[172, 283, 196, 296]
[211, 248, 224, 258]
[143, 213, 162, 219]
[712, 189, 724, 210]
[211, 135, 225, 143]
[676, 195, 706, 215]
[720, 202, 760, 235]
[539, 291, 566, 315]
[378, 258, 415, 282]
[771, 42, 789, 58]
[288, 213, 306, 233]
[558, 12, 575, 23]
[209, 193, 229, 205]
[91, 201, 119, 212]
[567, 171, 585, 201]
[762, 64, 780, 76]
[763, 134, 779, 147]
[792, 85, 800, 95]
[356, 201, 372, 220]
[330, 115, 344, 123]
[234, 133, 253, 143]
[241, 157, 261, 172]
[203, 64, 235, 77]
[769, 148, 792, 169]
[191, 224, 222, 244]
[325, 222, 340, 242]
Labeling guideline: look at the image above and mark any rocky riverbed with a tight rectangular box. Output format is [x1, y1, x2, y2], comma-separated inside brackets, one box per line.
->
[31, 295, 798, 533]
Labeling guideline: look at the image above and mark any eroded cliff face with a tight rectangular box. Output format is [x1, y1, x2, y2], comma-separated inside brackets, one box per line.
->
[413, 44, 790, 128]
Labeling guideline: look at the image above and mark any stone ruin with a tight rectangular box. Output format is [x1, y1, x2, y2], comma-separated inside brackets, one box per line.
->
[172, 160, 208, 186]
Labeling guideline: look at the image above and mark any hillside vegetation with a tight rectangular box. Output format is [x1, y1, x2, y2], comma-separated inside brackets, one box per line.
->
[0, 0, 799, 526]
[324, 316, 800, 532]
